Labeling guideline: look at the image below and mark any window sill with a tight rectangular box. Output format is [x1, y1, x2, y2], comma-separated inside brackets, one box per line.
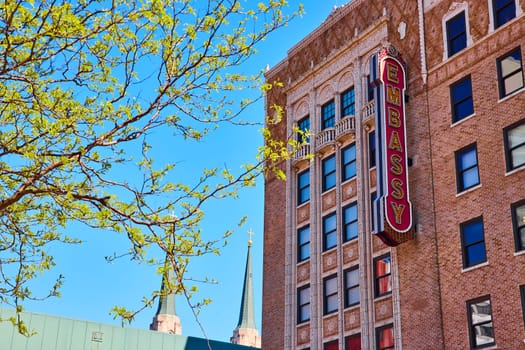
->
[297, 258, 310, 266]
[374, 293, 392, 302]
[344, 303, 360, 311]
[461, 261, 489, 273]
[322, 311, 338, 318]
[456, 183, 482, 197]
[505, 164, 525, 177]
[297, 201, 310, 209]
[513, 250, 525, 257]
[451, 113, 476, 127]
[498, 86, 525, 104]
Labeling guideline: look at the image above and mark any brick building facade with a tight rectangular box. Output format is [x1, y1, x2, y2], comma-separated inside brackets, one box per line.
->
[262, 0, 525, 349]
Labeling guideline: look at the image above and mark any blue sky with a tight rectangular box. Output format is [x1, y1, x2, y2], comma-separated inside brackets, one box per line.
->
[23, 1, 341, 343]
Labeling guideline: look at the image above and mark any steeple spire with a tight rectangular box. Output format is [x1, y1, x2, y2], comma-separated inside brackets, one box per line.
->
[230, 229, 261, 347]
[150, 255, 182, 335]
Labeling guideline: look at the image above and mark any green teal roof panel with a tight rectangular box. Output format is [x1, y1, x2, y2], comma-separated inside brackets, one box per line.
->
[0, 308, 256, 350]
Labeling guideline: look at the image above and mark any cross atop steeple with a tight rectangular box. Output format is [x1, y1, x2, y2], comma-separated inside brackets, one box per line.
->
[247, 228, 254, 246]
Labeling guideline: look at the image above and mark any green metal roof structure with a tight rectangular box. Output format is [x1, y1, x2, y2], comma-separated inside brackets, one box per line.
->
[234, 241, 256, 330]
[0, 308, 257, 350]
[155, 256, 178, 317]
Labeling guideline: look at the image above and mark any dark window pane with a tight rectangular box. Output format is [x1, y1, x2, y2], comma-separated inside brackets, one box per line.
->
[298, 116, 310, 143]
[342, 144, 357, 181]
[298, 226, 310, 262]
[322, 100, 335, 129]
[323, 155, 336, 191]
[456, 145, 479, 192]
[374, 255, 391, 297]
[341, 87, 355, 116]
[298, 170, 310, 205]
[466, 242, 487, 266]
[463, 220, 484, 244]
[324, 340, 339, 350]
[346, 334, 361, 350]
[345, 267, 360, 307]
[512, 201, 525, 251]
[451, 76, 474, 122]
[369, 131, 376, 168]
[377, 325, 394, 350]
[324, 276, 338, 314]
[298, 286, 310, 323]
[447, 12, 467, 56]
[461, 218, 487, 268]
[343, 203, 358, 241]
[494, 0, 516, 28]
[324, 213, 337, 251]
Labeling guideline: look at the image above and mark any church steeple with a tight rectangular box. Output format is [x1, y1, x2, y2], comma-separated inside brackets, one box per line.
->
[230, 230, 261, 347]
[150, 255, 182, 335]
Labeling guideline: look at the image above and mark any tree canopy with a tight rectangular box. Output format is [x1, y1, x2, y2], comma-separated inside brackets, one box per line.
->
[0, 0, 301, 334]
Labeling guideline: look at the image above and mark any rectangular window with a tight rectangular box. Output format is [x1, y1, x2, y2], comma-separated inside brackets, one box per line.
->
[324, 340, 339, 350]
[376, 324, 394, 350]
[512, 200, 525, 252]
[450, 75, 474, 123]
[369, 130, 376, 168]
[322, 154, 336, 192]
[367, 74, 375, 102]
[297, 285, 310, 323]
[342, 143, 357, 181]
[371, 191, 377, 229]
[497, 47, 524, 98]
[460, 217, 487, 268]
[298, 225, 310, 262]
[323, 212, 337, 251]
[341, 87, 356, 117]
[324, 274, 338, 315]
[455, 144, 480, 192]
[446, 12, 467, 57]
[374, 254, 392, 297]
[493, 0, 516, 29]
[504, 119, 525, 171]
[297, 116, 310, 143]
[322, 100, 336, 129]
[520, 285, 525, 327]
[343, 202, 358, 242]
[344, 266, 359, 307]
[297, 170, 310, 205]
[467, 296, 495, 348]
[345, 334, 361, 350]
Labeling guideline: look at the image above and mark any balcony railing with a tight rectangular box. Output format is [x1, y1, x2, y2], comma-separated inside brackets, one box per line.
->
[315, 127, 335, 152]
[362, 100, 375, 123]
[335, 115, 356, 140]
[292, 143, 311, 163]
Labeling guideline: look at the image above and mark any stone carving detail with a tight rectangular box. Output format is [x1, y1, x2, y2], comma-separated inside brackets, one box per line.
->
[327, 318, 337, 332]
[296, 100, 309, 118]
[318, 83, 334, 103]
[338, 70, 354, 91]
[299, 329, 308, 340]
[379, 304, 388, 315]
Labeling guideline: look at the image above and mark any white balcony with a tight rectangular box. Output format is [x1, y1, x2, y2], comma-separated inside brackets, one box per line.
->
[315, 127, 336, 153]
[335, 115, 356, 141]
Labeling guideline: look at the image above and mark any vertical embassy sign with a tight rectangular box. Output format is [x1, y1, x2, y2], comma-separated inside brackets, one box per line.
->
[374, 46, 413, 246]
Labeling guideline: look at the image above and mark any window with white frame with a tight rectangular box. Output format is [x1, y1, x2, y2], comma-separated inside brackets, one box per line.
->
[497, 47, 524, 98]
[504, 118, 525, 171]
[467, 296, 495, 348]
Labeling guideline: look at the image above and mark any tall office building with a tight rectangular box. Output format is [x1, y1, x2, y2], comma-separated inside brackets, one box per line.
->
[263, 1, 525, 349]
